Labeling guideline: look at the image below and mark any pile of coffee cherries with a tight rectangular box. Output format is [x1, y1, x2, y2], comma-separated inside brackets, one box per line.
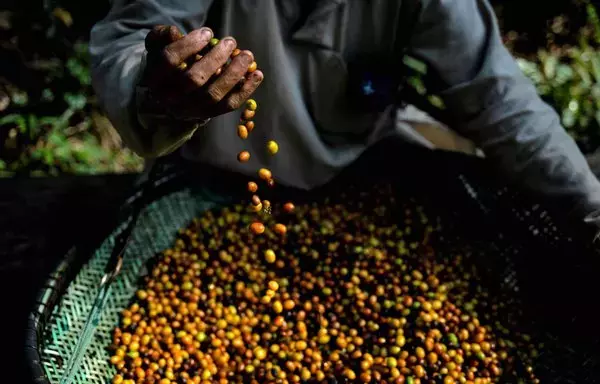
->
[108, 183, 540, 384]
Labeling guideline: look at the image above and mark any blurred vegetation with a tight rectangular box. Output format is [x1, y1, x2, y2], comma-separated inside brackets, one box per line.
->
[1, 1, 600, 177]
[407, 0, 600, 154]
[0, 1, 144, 177]
[511, 1, 600, 153]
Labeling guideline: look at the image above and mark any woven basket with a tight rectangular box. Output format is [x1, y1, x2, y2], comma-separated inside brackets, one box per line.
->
[25, 141, 600, 384]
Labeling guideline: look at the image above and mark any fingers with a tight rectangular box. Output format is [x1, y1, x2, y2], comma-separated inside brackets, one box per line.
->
[178, 69, 263, 117]
[180, 37, 237, 94]
[142, 26, 263, 117]
[145, 27, 213, 93]
[205, 50, 254, 103]
[160, 28, 213, 69]
[220, 69, 264, 112]
[145, 25, 184, 53]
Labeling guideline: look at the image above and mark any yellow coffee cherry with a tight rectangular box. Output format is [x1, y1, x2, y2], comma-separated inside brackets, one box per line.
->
[267, 140, 279, 155]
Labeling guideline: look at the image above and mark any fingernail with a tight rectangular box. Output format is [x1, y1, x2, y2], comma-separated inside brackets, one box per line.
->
[222, 37, 236, 47]
[200, 28, 212, 39]
[239, 51, 253, 64]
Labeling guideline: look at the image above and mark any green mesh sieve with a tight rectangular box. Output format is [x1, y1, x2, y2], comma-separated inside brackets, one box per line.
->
[26, 143, 600, 384]
[38, 186, 228, 384]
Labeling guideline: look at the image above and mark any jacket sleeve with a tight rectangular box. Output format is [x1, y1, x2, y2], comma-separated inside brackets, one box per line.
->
[407, 0, 600, 222]
[89, 0, 215, 158]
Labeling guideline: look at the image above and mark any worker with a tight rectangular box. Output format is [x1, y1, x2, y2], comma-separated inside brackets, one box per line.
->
[89, 0, 600, 238]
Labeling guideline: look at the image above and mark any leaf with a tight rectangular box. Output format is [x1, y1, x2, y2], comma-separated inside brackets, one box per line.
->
[48, 131, 68, 147]
[0, 159, 5, 170]
[73, 147, 90, 163]
[26, 114, 41, 139]
[52, 7, 73, 27]
[0, 113, 25, 126]
[594, 110, 600, 127]
[428, 95, 445, 109]
[518, 58, 543, 85]
[568, 99, 580, 114]
[31, 149, 43, 160]
[41, 88, 54, 102]
[541, 52, 558, 80]
[589, 51, 600, 83]
[554, 64, 574, 86]
[587, 3, 600, 45]
[43, 150, 54, 165]
[403, 55, 427, 75]
[54, 145, 72, 161]
[73, 42, 90, 59]
[11, 91, 28, 106]
[580, 114, 590, 128]
[407, 76, 426, 95]
[64, 93, 87, 110]
[562, 107, 576, 128]
[573, 61, 593, 87]
[39, 116, 58, 127]
[66, 58, 91, 85]
[0, 114, 26, 133]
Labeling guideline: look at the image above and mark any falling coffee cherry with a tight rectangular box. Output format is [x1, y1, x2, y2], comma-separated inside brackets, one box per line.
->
[246, 99, 257, 111]
[238, 151, 251, 162]
[267, 141, 279, 155]
[237, 125, 249, 139]
[258, 168, 272, 181]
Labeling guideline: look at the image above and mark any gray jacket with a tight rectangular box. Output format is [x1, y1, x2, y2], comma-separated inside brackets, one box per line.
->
[90, 0, 600, 223]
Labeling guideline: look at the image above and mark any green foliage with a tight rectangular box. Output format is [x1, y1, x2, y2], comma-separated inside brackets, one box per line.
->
[516, 2, 600, 153]
[403, 55, 446, 110]
[0, 7, 144, 177]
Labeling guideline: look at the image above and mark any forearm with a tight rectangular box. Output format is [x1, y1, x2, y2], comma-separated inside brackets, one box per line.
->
[89, 0, 213, 157]
[409, 0, 600, 220]
[447, 69, 600, 219]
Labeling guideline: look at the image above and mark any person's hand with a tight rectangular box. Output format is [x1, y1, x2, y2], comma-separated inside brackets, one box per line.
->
[139, 25, 263, 121]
